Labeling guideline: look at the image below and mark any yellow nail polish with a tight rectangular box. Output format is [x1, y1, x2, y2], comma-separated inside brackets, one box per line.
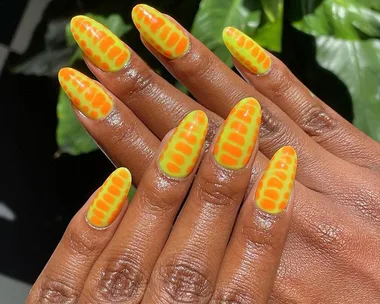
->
[132, 4, 190, 59]
[214, 97, 261, 170]
[58, 68, 113, 120]
[255, 147, 297, 214]
[87, 167, 131, 228]
[159, 111, 208, 178]
[71, 15, 131, 72]
[223, 27, 271, 75]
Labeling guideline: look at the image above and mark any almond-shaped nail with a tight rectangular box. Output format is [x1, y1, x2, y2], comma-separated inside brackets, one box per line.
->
[255, 146, 297, 214]
[132, 4, 190, 59]
[71, 15, 131, 72]
[159, 110, 208, 178]
[223, 27, 271, 75]
[214, 97, 261, 170]
[87, 167, 131, 228]
[58, 68, 113, 120]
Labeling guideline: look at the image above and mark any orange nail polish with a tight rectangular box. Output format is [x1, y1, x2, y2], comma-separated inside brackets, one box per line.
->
[87, 167, 131, 228]
[214, 97, 261, 170]
[255, 146, 297, 214]
[58, 68, 113, 120]
[132, 4, 190, 59]
[223, 27, 271, 75]
[159, 111, 208, 178]
[71, 16, 131, 72]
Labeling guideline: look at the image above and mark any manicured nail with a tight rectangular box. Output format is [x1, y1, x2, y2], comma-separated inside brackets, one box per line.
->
[214, 97, 261, 170]
[159, 110, 208, 178]
[71, 15, 131, 72]
[87, 167, 131, 228]
[132, 4, 190, 59]
[223, 27, 271, 75]
[58, 68, 113, 120]
[255, 146, 297, 214]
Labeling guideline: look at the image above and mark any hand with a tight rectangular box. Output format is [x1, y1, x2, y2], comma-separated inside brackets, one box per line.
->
[51, 4, 380, 302]
[28, 102, 298, 303]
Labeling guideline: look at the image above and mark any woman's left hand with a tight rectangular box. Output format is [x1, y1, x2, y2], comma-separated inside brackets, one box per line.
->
[28, 102, 296, 303]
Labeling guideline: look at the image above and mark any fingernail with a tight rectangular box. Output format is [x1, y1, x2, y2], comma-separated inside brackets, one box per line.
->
[87, 167, 131, 228]
[214, 97, 261, 170]
[159, 110, 208, 178]
[255, 146, 297, 214]
[58, 68, 113, 120]
[71, 15, 131, 72]
[132, 4, 190, 59]
[223, 27, 271, 75]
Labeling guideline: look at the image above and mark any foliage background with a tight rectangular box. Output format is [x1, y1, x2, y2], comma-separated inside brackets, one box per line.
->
[15, 0, 380, 156]
[1, 0, 379, 284]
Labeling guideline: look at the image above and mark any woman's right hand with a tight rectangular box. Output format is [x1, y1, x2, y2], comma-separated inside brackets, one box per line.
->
[55, 5, 380, 303]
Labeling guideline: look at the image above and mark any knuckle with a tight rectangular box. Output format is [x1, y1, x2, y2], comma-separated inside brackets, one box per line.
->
[241, 225, 278, 254]
[29, 277, 80, 304]
[63, 227, 99, 257]
[259, 107, 291, 143]
[139, 178, 178, 212]
[182, 50, 215, 81]
[212, 289, 257, 304]
[120, 67, 156, 101]
[156, 261, 213, 303]
[196, 173, 243, 207]
[269, 64, 294, 98]
[91, 254, 148, 303]
[297, 104, 338, 138]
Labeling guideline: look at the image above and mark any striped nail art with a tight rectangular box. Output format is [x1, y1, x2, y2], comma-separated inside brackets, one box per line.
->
[159, 111, 208, 178]
[214, 97, 261, 170]
[71, 15, 131, 72]
[87, 167, 131, 228]
[255, 146, 297, 214]
[223, 27, 271, 75]
[132, 4, 190, 59]
[58, 68, 113, 120]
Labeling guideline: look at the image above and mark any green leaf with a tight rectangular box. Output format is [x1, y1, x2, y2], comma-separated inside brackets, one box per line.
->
[293, 0, 380, 39]
[255, 0, 284, 52]
[315, 37, 380, 141]
[56, 88, 99, 155]
[191, 0, 262, 66]
[293, 1, 380, 141]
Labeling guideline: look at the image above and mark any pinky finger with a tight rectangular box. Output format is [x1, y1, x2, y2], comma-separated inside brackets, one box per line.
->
[26, 168, 131, 303]
[211, 147, 297, 304]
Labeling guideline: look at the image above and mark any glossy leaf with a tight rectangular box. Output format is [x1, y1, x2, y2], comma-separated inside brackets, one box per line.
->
[316, 37, 380, 140]
[56, 88, 99, 155]
[294, 0, 380, 141]
[293, 0, 380, 39]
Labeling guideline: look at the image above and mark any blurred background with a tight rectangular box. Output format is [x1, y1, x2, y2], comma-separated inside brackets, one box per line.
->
[0, 0, 379, 301]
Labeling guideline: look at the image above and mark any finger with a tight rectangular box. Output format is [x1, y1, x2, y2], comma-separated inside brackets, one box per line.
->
[58, 67, 159, 184]
[27, 168, 131, 303]
[142, 98, 261, 303]
[223, 27, 380, 170]
[79, 111, 209, 303]
[130, 4, 350, 195]
[70, 15, 221, 144]
[211, 146, 297, 304]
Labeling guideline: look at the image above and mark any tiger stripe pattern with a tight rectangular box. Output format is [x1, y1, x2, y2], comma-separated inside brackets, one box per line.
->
[255, 146, 297, 214]
[159, 110, 208, 178]
[71, 15, 130, 72]
[223, 27, 271, 75]
[58, 68, 113, 120]
[87, 167, 131, 228]
[132, 4, 190, 59]
[214, 97, 261, 170]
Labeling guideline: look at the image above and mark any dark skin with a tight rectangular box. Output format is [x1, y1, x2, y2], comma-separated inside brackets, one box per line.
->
[29, 9, 380, 304]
